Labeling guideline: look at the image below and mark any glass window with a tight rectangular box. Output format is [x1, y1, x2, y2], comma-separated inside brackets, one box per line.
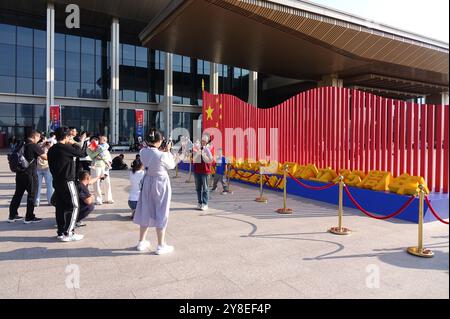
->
[136, 46, 147, 67]
[34, 29, 46, 49]
[81, 53, 94, 83]
[17, 27, 33, 47]
[33, 79, 45, 96]
[122, 44, 135, 66]
[81, 37, 95, 55]
[182, 56, 190, 73]
[17, 104, 33, 117]
[0, 102, 15, 117]
[80, 82, 94, 98]
[16, 46, 33, 78]
[122, 89, 135, 101]
[0, 24, 16, 45]
[173, 54, 182, 72]
[66, 81, 80, 97]
[33, 47, 46, 79]
[66, 35, 80, 53]
[55, 50, 65, 81]
[135, 91, 148, 103]
[55, 80, 65, 96]
[0, 75, 15, 93]
[55, 33, 65, 51]
[95, 39, 102, 56]
[16, 77, 33, 94]
[66, 52, 80, 82]
[0, 44, 16, 76]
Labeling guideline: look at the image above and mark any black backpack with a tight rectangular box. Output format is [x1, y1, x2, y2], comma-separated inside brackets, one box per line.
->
[7, 141, 33, 173]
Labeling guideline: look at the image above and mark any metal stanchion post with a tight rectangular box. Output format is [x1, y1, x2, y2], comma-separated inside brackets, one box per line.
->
[255, 164, 268, 203]
[329, 176, 352, 235]
[276, 165, 293, 214]
[407, 185, 434, 258]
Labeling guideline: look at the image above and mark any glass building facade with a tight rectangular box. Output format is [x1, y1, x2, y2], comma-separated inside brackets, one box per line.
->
[0, 6, 250, 146]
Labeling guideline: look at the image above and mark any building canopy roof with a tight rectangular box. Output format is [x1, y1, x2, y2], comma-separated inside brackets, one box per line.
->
[139, 0, 449, 93]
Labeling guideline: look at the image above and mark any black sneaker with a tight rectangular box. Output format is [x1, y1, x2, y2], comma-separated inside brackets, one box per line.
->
[8, 216, 24, 223]
[24, 217, 43, 224]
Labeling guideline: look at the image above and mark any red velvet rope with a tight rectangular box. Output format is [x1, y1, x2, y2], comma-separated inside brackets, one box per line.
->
[344, 186, 416, 220]
[287, 172, 336, 190]
[425, 196, 449, 225]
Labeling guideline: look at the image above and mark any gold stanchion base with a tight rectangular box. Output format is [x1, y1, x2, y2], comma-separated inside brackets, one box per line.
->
[276, 208, 293, 214]
[328, 226, 352, 235]
[255, 196, 268, 203]
[407, 247, 434, 258]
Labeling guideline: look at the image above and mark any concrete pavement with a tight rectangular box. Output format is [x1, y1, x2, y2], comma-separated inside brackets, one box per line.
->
[0, 154, 448, 299]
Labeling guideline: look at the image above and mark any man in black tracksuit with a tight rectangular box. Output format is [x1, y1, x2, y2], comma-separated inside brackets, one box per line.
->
[48, 127, 87, 241]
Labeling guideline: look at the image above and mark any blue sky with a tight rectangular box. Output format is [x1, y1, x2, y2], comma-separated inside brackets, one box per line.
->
[307, 0, 449, 43]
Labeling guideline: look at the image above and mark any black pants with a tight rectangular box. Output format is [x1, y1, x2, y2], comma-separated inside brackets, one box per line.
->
[53, 181, 79, 236]
[9, 172, 38, 220]
[77, 204, 94, 222]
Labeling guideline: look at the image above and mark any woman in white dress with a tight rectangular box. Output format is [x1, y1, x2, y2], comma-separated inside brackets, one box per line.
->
[133, 130, 176, 255]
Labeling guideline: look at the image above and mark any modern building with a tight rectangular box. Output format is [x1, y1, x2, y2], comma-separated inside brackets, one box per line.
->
[0, 0, 448, 147]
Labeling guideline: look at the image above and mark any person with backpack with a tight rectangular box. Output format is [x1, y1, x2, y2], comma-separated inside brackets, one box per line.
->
[8, 131, 47, 223]
[48, 127, 87, 242]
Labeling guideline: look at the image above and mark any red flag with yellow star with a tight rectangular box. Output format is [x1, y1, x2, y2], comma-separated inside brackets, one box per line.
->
[202, 90, 224, 132]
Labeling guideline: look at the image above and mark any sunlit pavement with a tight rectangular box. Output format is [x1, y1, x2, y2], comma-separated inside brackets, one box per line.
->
[0, 154, 448, 299]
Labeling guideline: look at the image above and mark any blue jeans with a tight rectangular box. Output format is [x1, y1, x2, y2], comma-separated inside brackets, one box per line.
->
[35, 168, 53, 205]
[194, 173, 209, 205]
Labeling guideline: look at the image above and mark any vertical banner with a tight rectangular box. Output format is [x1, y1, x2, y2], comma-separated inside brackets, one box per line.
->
[49, 105, 61, 131]
[135, 109, 144, 138]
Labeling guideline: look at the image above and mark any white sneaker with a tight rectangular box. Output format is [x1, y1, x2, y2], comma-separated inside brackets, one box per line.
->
[200, 204, 208, 211]
[136, 240, 151, 252]
[155, 244, 174, 255]
[95, 201, 103, 206]
[56, 235, 64, 240]
[60, 233, 84, 242]
[106, 200, 114, 204]
[197, 204, 202, 210]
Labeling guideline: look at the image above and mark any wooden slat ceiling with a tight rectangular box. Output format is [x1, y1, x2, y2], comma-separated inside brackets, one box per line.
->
[210, 0, 448, 75]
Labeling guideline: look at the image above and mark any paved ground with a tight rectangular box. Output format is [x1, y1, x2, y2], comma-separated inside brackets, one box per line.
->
[0, 154, 448, 299]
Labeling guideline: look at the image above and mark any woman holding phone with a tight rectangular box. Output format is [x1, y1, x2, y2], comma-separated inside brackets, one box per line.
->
[133, 129, 177, 254]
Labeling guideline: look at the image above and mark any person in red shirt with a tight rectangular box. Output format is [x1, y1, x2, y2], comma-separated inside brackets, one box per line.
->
[193, 135, 214, 211]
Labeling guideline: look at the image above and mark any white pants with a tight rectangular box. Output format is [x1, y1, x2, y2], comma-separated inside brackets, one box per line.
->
[91, 166, 113, 204]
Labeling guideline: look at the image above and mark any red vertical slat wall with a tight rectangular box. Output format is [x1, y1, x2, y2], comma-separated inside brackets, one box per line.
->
[406, 102, 413, 175]
[387, 99, 393, 174]
[207, 88, 448, 193]
[327, 87, 332, 168]
[427, 104, 435, 191]
[312, 89, 317, 166]
[370, 94, 377, 170]
[336, 87, 342, 171]
[435, 104, 442, 192]
[413, 103, 420, 176]
[443, 105, 449, 193]
[359, 92, 365, 172]
[399, 101, 406, 175]
[364, 93, 371, 172]
[351, 90, 358, 170]
[420, 104, 427, 183]
[381, 98, 387, 171]
[306, 91, 310, 164]
[341, 89, 347, 170]
[393, 101, 400, 177]
[374, 96, 380, 170]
